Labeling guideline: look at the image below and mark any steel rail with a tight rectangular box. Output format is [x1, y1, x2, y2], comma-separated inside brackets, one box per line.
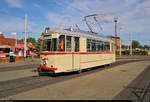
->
[0, 59, 149, 99]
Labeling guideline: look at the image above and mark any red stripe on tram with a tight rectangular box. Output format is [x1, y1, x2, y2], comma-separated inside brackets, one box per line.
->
[40, 52, 113, 55]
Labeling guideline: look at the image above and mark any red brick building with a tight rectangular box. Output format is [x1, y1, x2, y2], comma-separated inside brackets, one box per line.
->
[108, 36, 121, 51]
[0, 34, 24, 46]
[0, 33, 37, 57]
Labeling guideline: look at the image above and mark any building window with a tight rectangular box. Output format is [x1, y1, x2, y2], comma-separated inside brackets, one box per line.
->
[87, 39, 91, 51]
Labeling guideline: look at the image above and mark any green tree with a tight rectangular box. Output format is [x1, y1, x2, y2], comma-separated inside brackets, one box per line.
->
[143, 45, 150, 50]
[122, 44, 128, 49]
[36, 38, 47, 52]
[27, 37, 36, 46]
[132, 40, 141, 49]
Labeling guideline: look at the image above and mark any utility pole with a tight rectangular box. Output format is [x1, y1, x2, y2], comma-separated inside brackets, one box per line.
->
[24, 14, 27, 58]
[118, 23, 122, 56]
[114, 17, 118, 54]
[130, 33, 132, 56]
[120, 39, 122, 56]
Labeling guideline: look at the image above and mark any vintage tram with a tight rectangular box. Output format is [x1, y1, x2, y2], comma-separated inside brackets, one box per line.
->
[38, 27, 116, 75]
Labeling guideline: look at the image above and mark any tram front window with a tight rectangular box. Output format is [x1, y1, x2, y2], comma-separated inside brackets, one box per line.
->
[44, 38, 57, 52]
[44, 35, 65, 52]
[58, 35, 65, 51]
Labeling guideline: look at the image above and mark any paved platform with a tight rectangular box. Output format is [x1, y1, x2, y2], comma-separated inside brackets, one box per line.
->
[0, 59, 40, 68]
[0, 69, 35, 82]
[3, 60, 150, 100]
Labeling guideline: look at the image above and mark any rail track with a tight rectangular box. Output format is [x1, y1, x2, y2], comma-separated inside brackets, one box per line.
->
[131, 66, 150, 102]
[0, 58, 150, 99]
[114, 65, 150, 101]
[0, 63, 39, 72]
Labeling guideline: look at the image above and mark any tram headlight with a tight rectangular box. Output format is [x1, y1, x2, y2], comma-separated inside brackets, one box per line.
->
[43, 60, 47, 65]
[42, 58, 48, 66]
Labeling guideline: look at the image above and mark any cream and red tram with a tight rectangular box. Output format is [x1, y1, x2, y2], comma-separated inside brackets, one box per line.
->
[38, 28, 116, 75]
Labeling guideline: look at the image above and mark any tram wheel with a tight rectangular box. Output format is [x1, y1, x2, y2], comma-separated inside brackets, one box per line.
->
[77, 70, 82, 74]
[107, 64, 111, 67]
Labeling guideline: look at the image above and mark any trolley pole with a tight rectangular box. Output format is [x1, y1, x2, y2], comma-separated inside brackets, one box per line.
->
[24, 14, 27, 58]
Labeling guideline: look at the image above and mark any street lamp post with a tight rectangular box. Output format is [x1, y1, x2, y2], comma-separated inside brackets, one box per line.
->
[114, 17, 118, 55]
[129, 33, 132, 56]
[118, 24, 122, 56]
[24, 14, 27, 58]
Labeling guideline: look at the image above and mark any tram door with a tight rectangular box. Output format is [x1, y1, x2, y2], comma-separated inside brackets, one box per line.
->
[72, 37, 80, 70]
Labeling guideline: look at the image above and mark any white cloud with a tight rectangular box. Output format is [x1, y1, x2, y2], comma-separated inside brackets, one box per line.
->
[0, 18, 42, 39]
[66, 0, 150, 35]
[119, 0, 150, 33]
[49, 0, 150, 45]
[33, 3, 41, 8]
[46, 12, 81, 28]
[5, 0, 24, 8]
[0, 19, 24, 33]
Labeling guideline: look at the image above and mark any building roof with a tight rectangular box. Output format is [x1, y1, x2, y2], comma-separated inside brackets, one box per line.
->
[107, 35, 120, 39]
[0, 34, 24, 45]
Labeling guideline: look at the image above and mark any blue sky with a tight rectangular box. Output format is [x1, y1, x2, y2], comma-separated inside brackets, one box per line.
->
[0, 0, 150, 45]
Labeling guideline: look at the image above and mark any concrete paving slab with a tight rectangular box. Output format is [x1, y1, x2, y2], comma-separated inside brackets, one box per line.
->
[3, 60, 150, 100]
[0, 68, 36, 82]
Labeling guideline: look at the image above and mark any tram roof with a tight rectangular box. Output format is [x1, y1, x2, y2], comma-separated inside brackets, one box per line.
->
[44, 27, 112, 42]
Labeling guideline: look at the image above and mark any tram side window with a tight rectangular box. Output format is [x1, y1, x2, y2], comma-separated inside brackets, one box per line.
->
[86, 40, 110, 52]
[96, 41, 99, 51]
[104, 42, 106, 52]
[101, 42, 104, 52]
[58, 35, 65, 51]
[42, 39, 48, 51]
[91, 40, 96, 51]
[47, 40, 51, 51]
[97, 41, 103, 52]
[87, 39, 91, 51]
[74, 37, 79, 52]
[106, 42, 110, 52]
[66, 36, 71, 51]
[103, 42, 110, 52]
[52, 38, 57, 51]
